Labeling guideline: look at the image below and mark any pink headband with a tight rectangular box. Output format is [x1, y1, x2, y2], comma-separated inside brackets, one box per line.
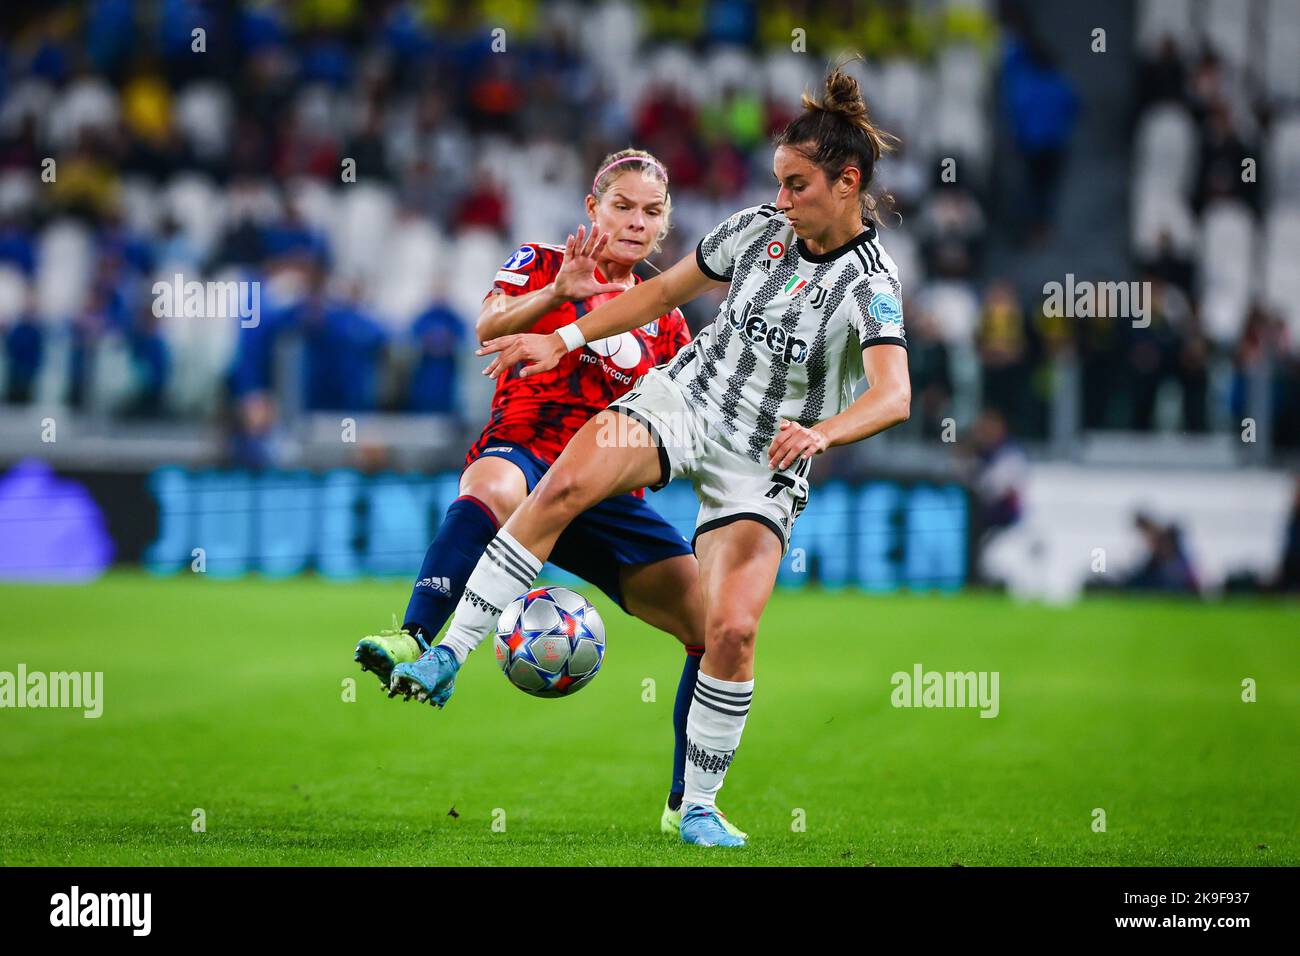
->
[592, 156, 669, 194]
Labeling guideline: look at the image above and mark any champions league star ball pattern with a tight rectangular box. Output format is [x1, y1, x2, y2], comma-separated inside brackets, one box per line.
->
[494, 587, 606, 698]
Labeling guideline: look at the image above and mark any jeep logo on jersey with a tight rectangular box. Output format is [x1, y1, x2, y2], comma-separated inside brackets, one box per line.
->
[501, 245, 536, 271]
[727, 302, 809, 364]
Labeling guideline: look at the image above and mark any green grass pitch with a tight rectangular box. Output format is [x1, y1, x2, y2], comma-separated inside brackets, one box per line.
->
[1, 573, 1296, 866]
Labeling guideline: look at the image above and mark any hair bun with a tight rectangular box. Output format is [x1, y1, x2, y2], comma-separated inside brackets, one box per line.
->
[821, 69, 867, 120]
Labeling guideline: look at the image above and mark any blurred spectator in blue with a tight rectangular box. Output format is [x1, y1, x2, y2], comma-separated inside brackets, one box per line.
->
[4, 302, 42, 404]
[0, 214, 36, 275]
[408, 300, 465, 415]
[263, 195, 329, 265]
[1123, 511, 1200, 594]
[298, 281, 388, 412]
[126, 310, 169, 417]
[67, 256, 137, 409]
[1000, 31, 1077, 244]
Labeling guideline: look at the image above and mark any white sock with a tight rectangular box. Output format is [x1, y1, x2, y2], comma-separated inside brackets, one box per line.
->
[438, 529, 542, 664]
[683, 672, 753, 808]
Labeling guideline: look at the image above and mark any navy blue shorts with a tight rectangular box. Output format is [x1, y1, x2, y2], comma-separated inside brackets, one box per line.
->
[468, 442, 692, 610]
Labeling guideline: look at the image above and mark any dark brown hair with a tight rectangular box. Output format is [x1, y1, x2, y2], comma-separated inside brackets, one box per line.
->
[774, 62, 899, 224]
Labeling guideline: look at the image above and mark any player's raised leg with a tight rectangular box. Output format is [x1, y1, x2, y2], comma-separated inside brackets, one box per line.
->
[678, 519, 781, 847]
[355, 455, 526, 690]
[389, 410, 663, 706]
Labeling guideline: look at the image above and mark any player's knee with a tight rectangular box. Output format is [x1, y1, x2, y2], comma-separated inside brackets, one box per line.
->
[708, 615, 758, 658]
[533, 468, 594, 518]
[460, 478, 520, 524]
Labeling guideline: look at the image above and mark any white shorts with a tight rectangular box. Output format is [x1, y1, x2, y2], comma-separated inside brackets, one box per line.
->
[608, 366, 811, 554]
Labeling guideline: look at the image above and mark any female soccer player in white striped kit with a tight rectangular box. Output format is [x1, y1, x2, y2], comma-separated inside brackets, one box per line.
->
[395, 68, 912, 847]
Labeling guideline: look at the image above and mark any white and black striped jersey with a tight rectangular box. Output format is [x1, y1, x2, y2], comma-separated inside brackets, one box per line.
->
[662, 203, 906, 463]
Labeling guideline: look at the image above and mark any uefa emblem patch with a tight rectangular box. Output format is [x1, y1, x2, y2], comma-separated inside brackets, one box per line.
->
[867, 293, 903, 327]
[501, 245, 536, 271]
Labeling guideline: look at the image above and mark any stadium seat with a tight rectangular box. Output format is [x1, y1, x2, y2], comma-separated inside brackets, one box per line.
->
[1261, 206, 1300, 331]
[174, 82, 235, 162]
[1201, 0, 1256, 68]
[918, 279, 979, 346]
[883, 225, 922, 292]
[577, 0, 643, 83]
[1265, 112, 1300, 207]
[1197, 200, 1256, 345]
[367, 216, 445, 329]
[35, 220, 94, 323]
[1131, 175, 1198, 258]
[164, 173, 227, 264]
[0, 266, 27, 323]
[118, 176, 162, 235]
[330, 182, 396, 285]
[0, 169, 38, 218]
[0, 78, 55, 138]
[282, 178, 332, 235]
[447, 228, 510, 322]
[1134, 103, 1198, 199]
[162, 266, 243, 416]
[649, 44, 702, 105]
[876, 59, 930, 153]
[46, 77, 120, 151]
[762, 51, 820, 108]
[1263, 0, 1300, 104]
[1136, 0, 1197, 54]
[705, 46, 762, 103]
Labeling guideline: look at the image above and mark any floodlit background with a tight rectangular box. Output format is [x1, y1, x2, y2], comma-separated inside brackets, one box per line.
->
[1, 0, 1297, 596]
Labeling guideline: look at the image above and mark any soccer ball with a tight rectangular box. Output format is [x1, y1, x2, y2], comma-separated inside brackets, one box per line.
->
[494, 587, 606, 698]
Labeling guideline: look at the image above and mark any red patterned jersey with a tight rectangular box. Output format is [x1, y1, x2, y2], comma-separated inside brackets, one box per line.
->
[468, 241, 692, 469]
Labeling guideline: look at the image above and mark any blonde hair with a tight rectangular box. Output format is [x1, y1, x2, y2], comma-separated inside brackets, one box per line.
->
[589, 148, 673, 254]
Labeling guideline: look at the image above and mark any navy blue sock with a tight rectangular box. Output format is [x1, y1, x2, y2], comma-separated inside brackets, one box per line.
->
[669, 645, 704, 808]
[404, 495, 500, 642]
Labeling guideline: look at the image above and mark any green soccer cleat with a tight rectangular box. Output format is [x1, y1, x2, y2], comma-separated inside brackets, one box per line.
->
[354, 621, 428, 691]
[660, 798, 748, 840]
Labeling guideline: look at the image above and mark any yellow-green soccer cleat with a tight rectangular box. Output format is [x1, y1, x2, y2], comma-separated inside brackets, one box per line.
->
[354, 623, 427, 691]
[660, 799, 748, 840]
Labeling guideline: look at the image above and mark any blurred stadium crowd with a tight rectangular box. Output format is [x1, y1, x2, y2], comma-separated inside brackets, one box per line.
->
[1128, 0, 1300, 448]
[0, 0, 1296, 468]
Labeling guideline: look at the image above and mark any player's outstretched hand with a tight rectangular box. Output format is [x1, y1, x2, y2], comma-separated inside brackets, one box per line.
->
[767, 419, 829, 470]
[478, 332, 566, 379]
[552, 225, 625, 301]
